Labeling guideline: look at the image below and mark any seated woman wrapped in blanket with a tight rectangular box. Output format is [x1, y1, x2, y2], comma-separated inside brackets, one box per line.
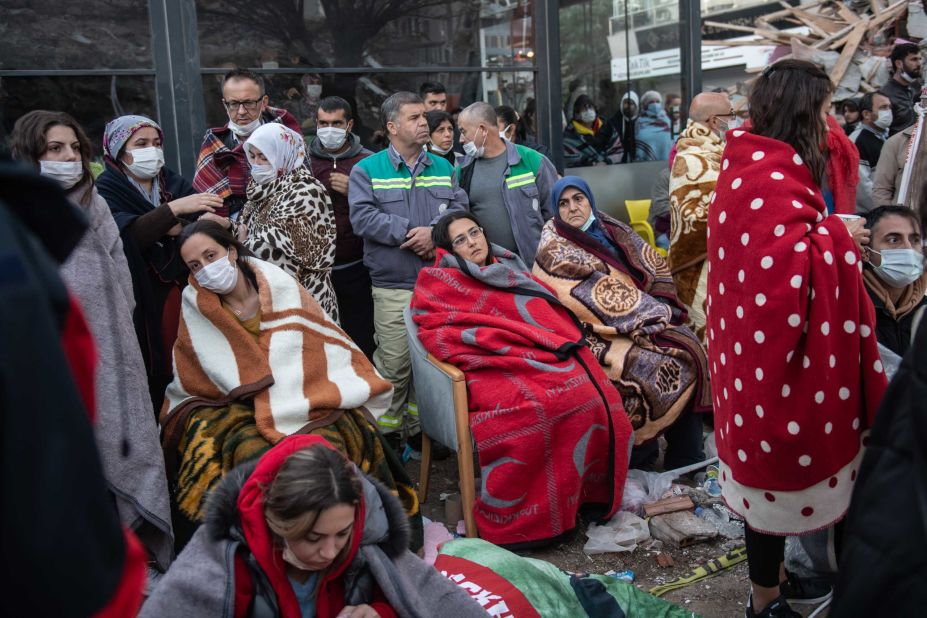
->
[410, 211, 633, 547]
[161, 220, 420, 549]
[532, 177, 712, 471]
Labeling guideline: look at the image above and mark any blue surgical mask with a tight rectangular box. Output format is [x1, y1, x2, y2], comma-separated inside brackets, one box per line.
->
[580, 212, 596, 231]
[871, 248, 924, 287]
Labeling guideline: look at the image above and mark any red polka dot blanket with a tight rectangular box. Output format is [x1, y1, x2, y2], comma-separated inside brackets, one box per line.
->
[706, 129, 887, 535]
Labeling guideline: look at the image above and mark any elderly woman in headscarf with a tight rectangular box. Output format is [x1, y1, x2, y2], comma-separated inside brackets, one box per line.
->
[532, 176, 712, 470]
[634, 91, 674, 162]
[240, 122, 339, 320]
[97, 114, 226, 411]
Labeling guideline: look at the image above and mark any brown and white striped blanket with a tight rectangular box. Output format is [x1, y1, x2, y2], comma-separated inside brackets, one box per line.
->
[160, 257, 393, 445]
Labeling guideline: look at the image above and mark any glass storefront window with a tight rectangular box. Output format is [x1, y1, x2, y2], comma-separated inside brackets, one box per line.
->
[196, 0, 536, 70]
[0, 75, 158, 154]
[0, 1, 152, 70]
[560, 0, 683, 168]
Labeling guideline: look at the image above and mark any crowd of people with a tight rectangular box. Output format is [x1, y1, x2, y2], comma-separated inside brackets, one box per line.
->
[3, 45, 927, 617]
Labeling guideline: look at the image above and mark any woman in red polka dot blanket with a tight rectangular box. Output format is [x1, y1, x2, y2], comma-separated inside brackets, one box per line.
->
[706, 59, 888, 618]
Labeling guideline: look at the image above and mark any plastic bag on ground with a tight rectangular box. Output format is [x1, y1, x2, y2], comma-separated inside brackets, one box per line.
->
[584, 511, 651, 554]
[621, 469, 677, 514]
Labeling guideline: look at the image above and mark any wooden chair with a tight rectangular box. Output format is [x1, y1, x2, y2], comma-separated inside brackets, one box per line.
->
[402, 308, 478, 538]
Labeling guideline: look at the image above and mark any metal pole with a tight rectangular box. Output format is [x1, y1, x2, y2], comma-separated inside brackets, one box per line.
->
[148, 0, 207, 179]
[535, 0, 564, 173]
[678, 0, 702, 126]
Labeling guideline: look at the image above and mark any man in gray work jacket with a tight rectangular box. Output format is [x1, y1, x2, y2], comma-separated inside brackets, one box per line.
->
[349, 91, 468, 440]
[456, 101, 557, 267]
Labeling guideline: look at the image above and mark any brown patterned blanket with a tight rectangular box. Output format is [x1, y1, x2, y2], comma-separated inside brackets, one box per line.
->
[533, 216, 711, 444]
[668, 120, 723, 344]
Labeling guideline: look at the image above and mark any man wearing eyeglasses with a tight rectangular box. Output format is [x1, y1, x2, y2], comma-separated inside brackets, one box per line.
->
[193, 68, 302, 219]
[667, 91, 731, 345]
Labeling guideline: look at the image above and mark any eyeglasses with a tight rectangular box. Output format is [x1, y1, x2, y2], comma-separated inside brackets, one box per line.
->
[222, 99, 263, 112]
[451, 227, 484, 248]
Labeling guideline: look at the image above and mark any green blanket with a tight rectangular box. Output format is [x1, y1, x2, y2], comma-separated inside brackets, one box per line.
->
[436, 539, 700, 617]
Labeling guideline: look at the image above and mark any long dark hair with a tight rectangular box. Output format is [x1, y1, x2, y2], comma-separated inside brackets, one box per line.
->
[10, 110, 95, 205]
[178, 220, 258, 290]
[432, 211, 489, 252]
[749, 60, 833, 187]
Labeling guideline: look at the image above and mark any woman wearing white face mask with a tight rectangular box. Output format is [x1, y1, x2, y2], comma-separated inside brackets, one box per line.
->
[240, 122, 339, 320]
[160, 221, 419, 551]
[10, 110, 175, 579]
[862, 205, 927, 356]
[97, 115, 225, 412]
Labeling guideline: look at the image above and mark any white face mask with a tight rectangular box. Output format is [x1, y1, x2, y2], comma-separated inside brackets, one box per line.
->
[282, 541, 316, 571]
[871, 248, 925, 287]
[579, 109, 597, 124]
[124, 146, 165, 179]
[250, 164, 278, 185]
[430, 142, 452, 155]
[316, 127, 347, 151]
[306, 84, 323, 99]
[730, 117, 745, 130]
[229, 117, 262, 138]
[194, 253, 239, 294]
[874, 109, 893, 130]
[901, 70, 919, 83]
[499, 124, 513, 141]
[39, 160, 83, 189]
[462, 128, 487, 159]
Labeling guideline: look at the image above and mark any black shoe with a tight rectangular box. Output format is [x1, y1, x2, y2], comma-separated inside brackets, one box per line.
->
[780, 571, 833, 605]
[745, 595, 801, 618]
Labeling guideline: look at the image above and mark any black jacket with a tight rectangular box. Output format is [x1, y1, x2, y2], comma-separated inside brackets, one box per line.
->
[832, 320, 927, 617]
[867, 284, 927, 356]
[882, 77, 920, 136]
[0, 164, 130, 616]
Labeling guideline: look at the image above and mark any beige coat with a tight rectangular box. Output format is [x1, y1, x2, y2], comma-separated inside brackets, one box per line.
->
[872, 125, 913, 205]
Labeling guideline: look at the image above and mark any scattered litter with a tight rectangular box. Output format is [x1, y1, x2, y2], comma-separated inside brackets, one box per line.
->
[695, 505, 745, 540]
[656, 552, 675, 568]
[702, 465, 722, 497]
[649, 544, 748, 597]
[604, 569, 635, 583]
[644, 495, 696, 517]
[649, 511, 718, 548]
[584, 511, 651, 554]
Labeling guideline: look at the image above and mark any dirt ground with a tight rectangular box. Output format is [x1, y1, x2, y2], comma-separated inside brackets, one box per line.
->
[403, 454, 828, 618]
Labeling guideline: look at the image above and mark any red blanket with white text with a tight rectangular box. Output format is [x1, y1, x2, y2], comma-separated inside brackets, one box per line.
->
[706, 128, 886, 535]
[412, 248, 632, 546]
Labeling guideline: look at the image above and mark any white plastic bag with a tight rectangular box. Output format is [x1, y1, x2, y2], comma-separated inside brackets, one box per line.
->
[584, 511, 651, 554]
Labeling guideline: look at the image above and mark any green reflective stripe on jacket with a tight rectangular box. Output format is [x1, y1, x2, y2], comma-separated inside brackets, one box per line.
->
[505, 171, 537, 189]
[370, 176, 453, 190]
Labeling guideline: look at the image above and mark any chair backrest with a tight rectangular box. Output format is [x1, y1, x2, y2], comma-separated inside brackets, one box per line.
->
[402, 307, 460, 450]
[624, 199, 652, 224]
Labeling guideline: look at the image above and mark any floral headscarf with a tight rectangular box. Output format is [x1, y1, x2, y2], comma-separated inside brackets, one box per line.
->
[103, 115, 163, 162]
[244, 123, 306, 178]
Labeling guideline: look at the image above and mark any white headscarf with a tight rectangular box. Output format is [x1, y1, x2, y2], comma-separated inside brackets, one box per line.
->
[244, 123, 306, 178]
